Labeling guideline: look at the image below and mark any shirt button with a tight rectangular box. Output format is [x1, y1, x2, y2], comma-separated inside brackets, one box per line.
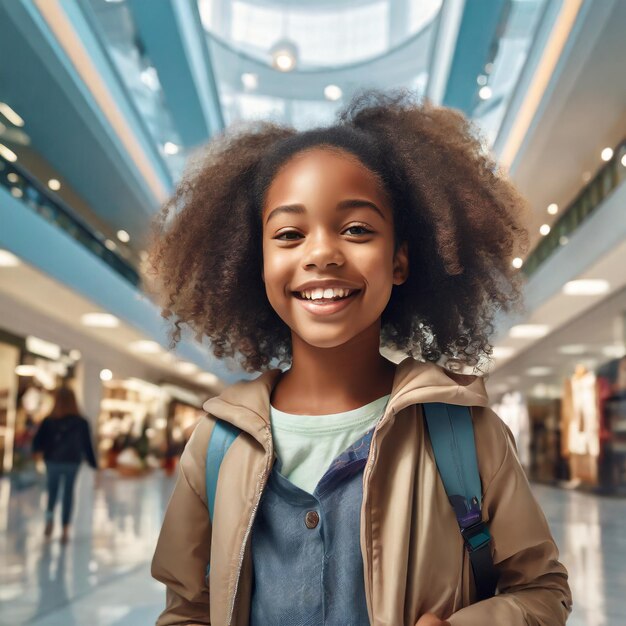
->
[305, 510, 319, 529]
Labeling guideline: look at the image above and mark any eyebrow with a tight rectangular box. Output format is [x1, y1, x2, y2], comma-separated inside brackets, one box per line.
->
[265, 199, 386, 225]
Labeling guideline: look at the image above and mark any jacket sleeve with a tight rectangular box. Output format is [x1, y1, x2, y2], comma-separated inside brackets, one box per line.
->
[448, 407, 572, 626]
[151, 418, 213, 626]
[32, 418, 48, 453]
[81, 419, 98, 468]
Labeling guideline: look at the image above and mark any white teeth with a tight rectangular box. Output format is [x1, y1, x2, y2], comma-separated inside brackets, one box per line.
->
[299, 287, 353, 300]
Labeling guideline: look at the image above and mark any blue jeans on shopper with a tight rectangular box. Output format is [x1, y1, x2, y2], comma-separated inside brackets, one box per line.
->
[45, 463, 80, 525]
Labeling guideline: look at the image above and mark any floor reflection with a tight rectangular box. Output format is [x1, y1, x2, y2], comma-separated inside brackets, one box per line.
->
[0, 473, 624, 625]
[533, 484, 626, 626]
[0, 469, 175, 625]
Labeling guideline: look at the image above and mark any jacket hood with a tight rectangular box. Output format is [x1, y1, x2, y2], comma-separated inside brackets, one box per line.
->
[202, 357, 489, 447]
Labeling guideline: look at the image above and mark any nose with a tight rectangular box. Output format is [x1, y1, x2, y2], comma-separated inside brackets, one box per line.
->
[302, 231, 345, 270]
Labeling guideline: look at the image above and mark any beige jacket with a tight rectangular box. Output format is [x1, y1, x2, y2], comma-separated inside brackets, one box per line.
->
[152, 358, 572, 625]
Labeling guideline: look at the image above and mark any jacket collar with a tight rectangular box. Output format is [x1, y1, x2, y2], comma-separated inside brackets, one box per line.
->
[202, 357, 489, 448]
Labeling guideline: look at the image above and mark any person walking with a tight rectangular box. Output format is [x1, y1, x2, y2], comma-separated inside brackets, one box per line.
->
[32, 385, 98, 544]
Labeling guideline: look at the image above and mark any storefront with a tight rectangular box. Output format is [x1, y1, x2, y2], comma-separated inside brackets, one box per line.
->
[97, 378, 206, 475]
[492, 354, 626, 494]
[0, 328, 79, 476]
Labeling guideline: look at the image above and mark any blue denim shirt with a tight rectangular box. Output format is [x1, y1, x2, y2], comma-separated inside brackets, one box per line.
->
[250, 428, 374, 626]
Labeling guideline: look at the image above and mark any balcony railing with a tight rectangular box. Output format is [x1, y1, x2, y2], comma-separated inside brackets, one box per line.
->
[0, 155, 141, 287]
[522, 139, 626, 277]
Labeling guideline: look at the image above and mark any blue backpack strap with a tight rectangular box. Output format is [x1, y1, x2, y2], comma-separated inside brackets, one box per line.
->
[423, 402, 498, 600]
[204, 419, 240, 583]
[205, 419, 241, 522]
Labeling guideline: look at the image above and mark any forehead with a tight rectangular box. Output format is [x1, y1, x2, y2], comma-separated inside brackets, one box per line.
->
[263, 147, 388, 209]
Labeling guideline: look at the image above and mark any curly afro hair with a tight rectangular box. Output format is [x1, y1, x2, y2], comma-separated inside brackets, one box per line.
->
[149, 90, 529, 374]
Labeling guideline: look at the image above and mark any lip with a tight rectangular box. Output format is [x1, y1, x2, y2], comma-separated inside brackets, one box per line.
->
[294, 290, 360, 316]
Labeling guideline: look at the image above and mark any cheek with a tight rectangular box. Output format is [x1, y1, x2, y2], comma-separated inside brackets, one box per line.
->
[262, 244, 289, 297]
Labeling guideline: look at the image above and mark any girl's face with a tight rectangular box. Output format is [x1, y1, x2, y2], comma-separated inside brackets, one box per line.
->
[261, 147, 408, 350]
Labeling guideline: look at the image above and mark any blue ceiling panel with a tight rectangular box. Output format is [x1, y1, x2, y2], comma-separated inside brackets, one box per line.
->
[443, 0, 508, 114]
[127, 0, 224, 148]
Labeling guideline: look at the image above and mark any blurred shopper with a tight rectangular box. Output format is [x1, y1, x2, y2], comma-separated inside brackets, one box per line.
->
[150, 90, 572, 625]
[32, 385, 98, 543]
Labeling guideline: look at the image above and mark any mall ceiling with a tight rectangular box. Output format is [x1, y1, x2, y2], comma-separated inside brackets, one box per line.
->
[0, 0, 551, 252]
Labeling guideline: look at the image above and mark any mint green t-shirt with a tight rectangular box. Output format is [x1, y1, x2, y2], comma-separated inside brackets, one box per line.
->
[269, 394, 390, 495]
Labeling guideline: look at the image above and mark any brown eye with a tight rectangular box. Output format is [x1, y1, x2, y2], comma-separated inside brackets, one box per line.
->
[275, 230, 302, 241]
[344, 225, 373, 236]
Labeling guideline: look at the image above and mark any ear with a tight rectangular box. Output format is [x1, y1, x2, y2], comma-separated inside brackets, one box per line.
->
[392, 241, 409, 286]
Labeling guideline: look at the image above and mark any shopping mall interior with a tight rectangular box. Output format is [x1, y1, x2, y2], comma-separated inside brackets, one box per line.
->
[0, 0, 625, 624]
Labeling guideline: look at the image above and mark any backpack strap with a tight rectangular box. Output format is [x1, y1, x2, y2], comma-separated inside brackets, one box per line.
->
[422, 402, 498, 600]
[204, 419, 240, 583]
[205, 419, 241, 523]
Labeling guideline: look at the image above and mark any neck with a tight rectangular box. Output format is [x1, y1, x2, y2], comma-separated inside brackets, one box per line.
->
[271, 321, 397, 414]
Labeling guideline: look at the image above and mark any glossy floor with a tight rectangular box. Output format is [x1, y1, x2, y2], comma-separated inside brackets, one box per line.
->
[0, 471, 623, 625]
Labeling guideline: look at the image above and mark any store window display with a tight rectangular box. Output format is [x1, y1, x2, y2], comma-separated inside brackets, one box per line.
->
[98, 379, 207, 475]
[561, 364, 600, 485]
[596, 355, 626, 493]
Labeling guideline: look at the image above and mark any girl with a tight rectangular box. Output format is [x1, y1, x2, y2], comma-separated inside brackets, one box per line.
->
[32, 385, 98, 543]
[150, 91, 572, 625]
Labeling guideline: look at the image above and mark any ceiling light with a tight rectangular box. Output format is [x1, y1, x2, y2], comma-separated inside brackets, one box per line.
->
[600, 147, 613, 162]
[7, 173, 18, 183]
[15, 365, 38, 377]
[99, 368, 113, 381]
[163, 142, 179, 155]
[81, 313, 120, 328]
[558, 344, 587, 355]
[526, 366, 553, 377]
[48, 179, 61, 191]
[10, 187, 23, 198]
[0, 143, 17, 162]
[559, 236, 569, 246]
[270, 40, 298, 72]
[241, 73, 258, 90]
[621, 155, 626, 167]
[512, 257, 523, 269]
[539, 224, 550, 236]
[603, 344, 625, 358]
[484, 62, 494, 74]
[563, 279, 610, 296]
[478, 86, 492, 100]
[547, 203, 558, 215]
[0, 102, 25, 127]
[492, 346, 515, 359]
[0, 249, 20, 267]
[509, 324, 550, 339]
[176, 361, 198, 375]
[117, 229, 130, 243]
[26, 336, 61, 360]
[104, 239, 117, 251]
[324, 85, 342, 101]
[197, 372, 219, 386]
[476, 75, 488, 86]
[130, 340, 162, 354]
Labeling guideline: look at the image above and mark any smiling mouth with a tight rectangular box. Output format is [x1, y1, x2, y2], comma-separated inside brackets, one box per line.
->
[291, 290, 361, 303]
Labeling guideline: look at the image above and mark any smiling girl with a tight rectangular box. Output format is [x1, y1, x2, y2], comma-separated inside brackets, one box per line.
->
[150, 91, 572, 626]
